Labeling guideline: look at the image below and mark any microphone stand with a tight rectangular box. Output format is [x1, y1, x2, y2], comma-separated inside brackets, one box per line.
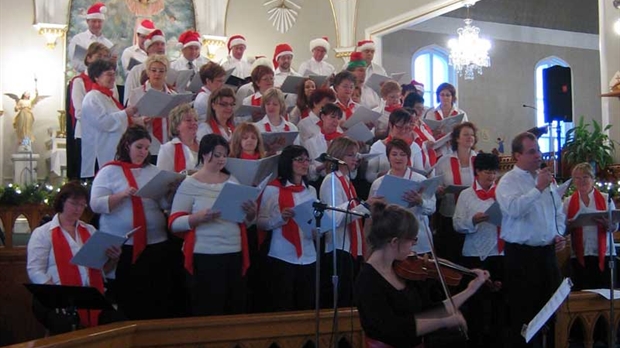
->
[607, 187, 615, 348]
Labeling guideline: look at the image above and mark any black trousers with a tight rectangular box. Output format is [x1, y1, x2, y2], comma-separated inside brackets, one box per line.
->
[321, 250, 360, 308]
[504, 242, 561, 348]
[433, 215, 465, 264]
[265, 256, 316, 312]
[570, 256, 617, 291]
[115, 240, 182, 320]
[187, 252, 247, 316]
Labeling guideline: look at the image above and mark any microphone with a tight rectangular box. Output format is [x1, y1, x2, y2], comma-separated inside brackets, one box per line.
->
[523, 104, 537, 110]
[354, 197, 371, 210]
[317, 153, 346, 165]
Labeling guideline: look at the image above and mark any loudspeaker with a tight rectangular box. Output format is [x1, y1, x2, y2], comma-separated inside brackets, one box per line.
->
[543, 66, 573, 123]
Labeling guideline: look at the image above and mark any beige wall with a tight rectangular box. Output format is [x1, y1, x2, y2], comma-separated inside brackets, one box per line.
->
[383, 29, 602, 153]
[1, 0, 66, 182]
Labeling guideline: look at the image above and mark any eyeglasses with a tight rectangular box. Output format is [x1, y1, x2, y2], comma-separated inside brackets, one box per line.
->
[293, 157, 311, 163]
[260, 76, 275, 82]
[148, 68, 166, 74]
[217, 102, 236, 108]
[66, 199, 88, 209]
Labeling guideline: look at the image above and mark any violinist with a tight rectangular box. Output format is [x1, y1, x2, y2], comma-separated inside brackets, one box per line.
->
[355, 201, 489, 348]
[453, 153, 506, 347]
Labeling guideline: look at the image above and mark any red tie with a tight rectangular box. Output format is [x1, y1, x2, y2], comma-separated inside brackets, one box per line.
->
[173, 143, 186, 173]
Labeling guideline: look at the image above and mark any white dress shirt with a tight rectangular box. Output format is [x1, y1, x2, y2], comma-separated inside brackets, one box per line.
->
[274, 67, 301, 88]
[562, 190, 617, 257]
[120, 45, 148, 76]
[220, 56, 252, 79]
[124, 63, 146, 104]
[298, 58, 335, 77]
[27, 214, 97, 285]
[71, 74, 122, 139]
[90, 164, 170, 246]
[453, 183, 504, 258]
[258, 182, 318, 265]
[254, 115, 299, 133]
[194, 87, 212, 123]
[297, 111, 321, 141]
[196, 121, 233, 142]
[369, 168, 436, 254]
[68, 30, 114, 73]
[170, 55, 210, 73]
[360, 84, 381, 110]
[157, 137, 198, 173]
[365, 140, 423, 183]
[235, 83, 255, 108]
[127, 82, 175, 155]
[365, 62, 388, 82]
[434, 151, 477, 217]
[81, 89, 129, 178]
[496, 166, 566, 246]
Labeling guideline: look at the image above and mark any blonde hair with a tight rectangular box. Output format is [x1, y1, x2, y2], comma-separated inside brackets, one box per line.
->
[326, 136, 359, 173]
[571, 162, 595, 179]
[260, 88, 286, 117]
[145, 54, 169, 71]
[168, 103, 197, 138]
[229, 123, 266, 158]
[380, 80, 401, 98]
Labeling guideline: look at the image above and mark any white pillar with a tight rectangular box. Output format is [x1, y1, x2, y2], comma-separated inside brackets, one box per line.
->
[599, 0, 620, 160]
[329, 0, 358, 63]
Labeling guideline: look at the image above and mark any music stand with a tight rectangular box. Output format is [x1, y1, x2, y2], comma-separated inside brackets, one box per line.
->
[25, 283, 113, 330]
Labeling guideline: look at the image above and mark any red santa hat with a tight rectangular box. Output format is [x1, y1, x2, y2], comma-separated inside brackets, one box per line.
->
[177, 30, 202, 49]
[272, 43, 294, 69]
[309, 37, 330, 52]
[347, 52, 367, 70]
[251, 56, 274, 72]
[145, 29, 165, 49]
[227, 35, 247, 52]
[356, 40, 376, 52]
[136, 19, 156, 36]
[410, 79, 425, 93]
[86, 2, 106, 20]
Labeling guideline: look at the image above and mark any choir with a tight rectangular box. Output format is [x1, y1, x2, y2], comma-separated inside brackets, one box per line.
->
[27, 4, 611, 347]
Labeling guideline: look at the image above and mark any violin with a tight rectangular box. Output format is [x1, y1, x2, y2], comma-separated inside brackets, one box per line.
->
[393, 254, 500, 290]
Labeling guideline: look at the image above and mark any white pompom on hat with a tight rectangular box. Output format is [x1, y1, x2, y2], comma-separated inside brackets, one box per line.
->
[356, 40, 376, 52]
[177, 30, 202, 49]
[251, 56, 274, 72]
[136, 19, 156, 36]
[144, 29, 166, 50]
[87, 2, 107, 20]
[309, 37, 330, 52]
[227, 35, 247, 53]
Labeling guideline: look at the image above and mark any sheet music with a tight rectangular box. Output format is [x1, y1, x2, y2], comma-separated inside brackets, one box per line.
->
[279, 75, 306, 94]
[390, 72, 406, 83]
[583, 289, 620, 300]
[484, 201, 503, 227]
[366, 73, 391, 95]
[261, 131, 299, 153]
[135, 90, 193, 117]
[556, 179, 572, 197]
[522, 278, 572, 343]
[211, 183, 261, 223]
[344, 122, 374, 142]
[568, 209, 620, 227]
[292, 199, 334, 238]
[376, 175, 442, 206]
[127, 57, 141, 72]
[135, 170, 185, 200]
[423, 113, 465, 132]
[70, 228, 138, 270]
[342, 106, 382, 129]
[225, 154, 280, 186]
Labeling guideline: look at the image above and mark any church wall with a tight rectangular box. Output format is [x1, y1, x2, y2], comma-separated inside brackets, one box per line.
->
[1, 0, 66, 183]
[382, 29, 601, 153]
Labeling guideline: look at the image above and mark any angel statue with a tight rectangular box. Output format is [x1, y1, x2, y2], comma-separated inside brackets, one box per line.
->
[5, 79, 49, 145]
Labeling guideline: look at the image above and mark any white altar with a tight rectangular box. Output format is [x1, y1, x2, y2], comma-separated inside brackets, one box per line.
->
[45, 130, 67, 182]
[11, 152, 39, 186]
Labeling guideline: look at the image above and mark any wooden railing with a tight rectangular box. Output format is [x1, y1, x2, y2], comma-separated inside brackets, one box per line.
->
[0, 203, 54, 248]
[2, 309, 363, 348]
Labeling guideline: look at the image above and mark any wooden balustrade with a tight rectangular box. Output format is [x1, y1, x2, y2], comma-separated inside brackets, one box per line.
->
[0, 203, 54, 248]
[2, 309, 363, 348]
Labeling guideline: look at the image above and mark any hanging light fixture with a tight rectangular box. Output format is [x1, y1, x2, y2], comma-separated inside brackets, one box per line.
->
[448, 3, 491, 80]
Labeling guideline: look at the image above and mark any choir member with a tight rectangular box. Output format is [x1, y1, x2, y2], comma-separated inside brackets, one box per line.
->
[229, 122, 266, 160]
[124, 29, 167, 104]
[356, 40, 387, 79]
[289, 77, 316, 125]
[68, 2, 114, 73]
[157, 103, 199, 173]
[298, 37, 335, 77]
[272, 43, 301, 88]
[423, 83, 468, 155]
[170, 30, 209, 73]
[194, 62, 226, 123]
[297, 88, 336, 142]
[197, 87, 237, 141]
[120, 19, 155, 75]
[347, 52, 380, 110]
[302, 103, 344, 182]
[332, 71, 359, 123]
[221, 35, 252, 79]
[373, 80, 402, 139]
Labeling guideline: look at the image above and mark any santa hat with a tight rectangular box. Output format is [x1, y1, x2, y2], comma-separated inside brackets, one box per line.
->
[272, 43, 294, 69]
[86, 2, 106, 20]
[356, 40, 376, 52]
[410, 79, 425, 93]
[136, 19, 156, 36]
[227, 35, 247, 52]
[347, 52, 367, 70]
[309, 37, 330, 52]
[177, 30, 202, 49]
[251, 56, 274, 72]
[145, 29, 165, 49]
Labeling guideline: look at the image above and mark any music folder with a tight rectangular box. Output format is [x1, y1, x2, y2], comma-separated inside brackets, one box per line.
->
[24, 283, 113, 311]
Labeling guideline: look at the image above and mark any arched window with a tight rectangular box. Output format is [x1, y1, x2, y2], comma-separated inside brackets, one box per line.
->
[535, 56, 571, 153]
[412, 45, 456, 108]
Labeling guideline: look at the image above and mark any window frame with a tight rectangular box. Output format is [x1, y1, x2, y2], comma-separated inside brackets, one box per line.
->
[412, 45, 457, 109]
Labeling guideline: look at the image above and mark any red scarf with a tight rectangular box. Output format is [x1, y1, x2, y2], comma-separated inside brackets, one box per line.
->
[335, 173, 364, 256]
[92, 83, 124, 111]
[168, 213, 250, 276]
[317, 121, 343, 142]
[103, 161, 147, 263]
[567, 189, 608, 271]
[143, 84, 169, 144]
[384, 104, 401, 113]
[413, 126, 438, 167]
[209, 118, 235, 137]
[301, 108, 310, 119]
[337, 100, 355, 119]
[51, 224, 104, 327]
[384, 135, 412, 166]
[472, 181, 504, 253]
[449, 156, 475, 185]
[264, 121, 290, 132]
[240, 152, 261, 160]
[68, 72, 94, 127]
[434, 108, 459, 121]
[269, 180, 306, 258]
[251, 95, 262, 106]
[173, 143, 186, 173]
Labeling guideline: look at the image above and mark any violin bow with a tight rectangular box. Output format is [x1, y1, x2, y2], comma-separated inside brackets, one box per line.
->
[424, 228, 469, 340]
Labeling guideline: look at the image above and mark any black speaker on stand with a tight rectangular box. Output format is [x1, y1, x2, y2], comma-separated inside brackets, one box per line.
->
[543, 65, 573, 178]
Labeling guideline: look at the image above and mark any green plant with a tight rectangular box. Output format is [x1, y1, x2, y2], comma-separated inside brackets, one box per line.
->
[563, 116, 616, 171]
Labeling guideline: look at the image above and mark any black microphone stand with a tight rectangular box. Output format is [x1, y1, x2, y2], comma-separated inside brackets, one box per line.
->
[607, 187, 616, 348]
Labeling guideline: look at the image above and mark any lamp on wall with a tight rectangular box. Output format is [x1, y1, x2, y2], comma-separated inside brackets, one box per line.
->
[202, 35, 227, 60]
[33, 23, 67, 49]
[447, 1, 491, 80]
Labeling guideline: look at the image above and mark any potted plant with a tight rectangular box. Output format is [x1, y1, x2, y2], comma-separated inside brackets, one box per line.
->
[562, 116, 616, 175]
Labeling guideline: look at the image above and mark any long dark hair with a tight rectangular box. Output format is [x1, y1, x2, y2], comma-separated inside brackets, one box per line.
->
[197, 134, 230, 174]
[295, 78, 314, 113]
[277, 145, 309, 186]
[115, 125, 152, 166]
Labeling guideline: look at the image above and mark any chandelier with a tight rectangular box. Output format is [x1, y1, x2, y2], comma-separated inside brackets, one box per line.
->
[448, 8, 491, 80]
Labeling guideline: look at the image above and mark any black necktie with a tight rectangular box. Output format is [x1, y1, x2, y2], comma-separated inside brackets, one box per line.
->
[187, 61, 194, 70]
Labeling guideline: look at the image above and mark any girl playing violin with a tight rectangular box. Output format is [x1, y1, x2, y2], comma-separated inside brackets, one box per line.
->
[355, 201, 489, 348]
